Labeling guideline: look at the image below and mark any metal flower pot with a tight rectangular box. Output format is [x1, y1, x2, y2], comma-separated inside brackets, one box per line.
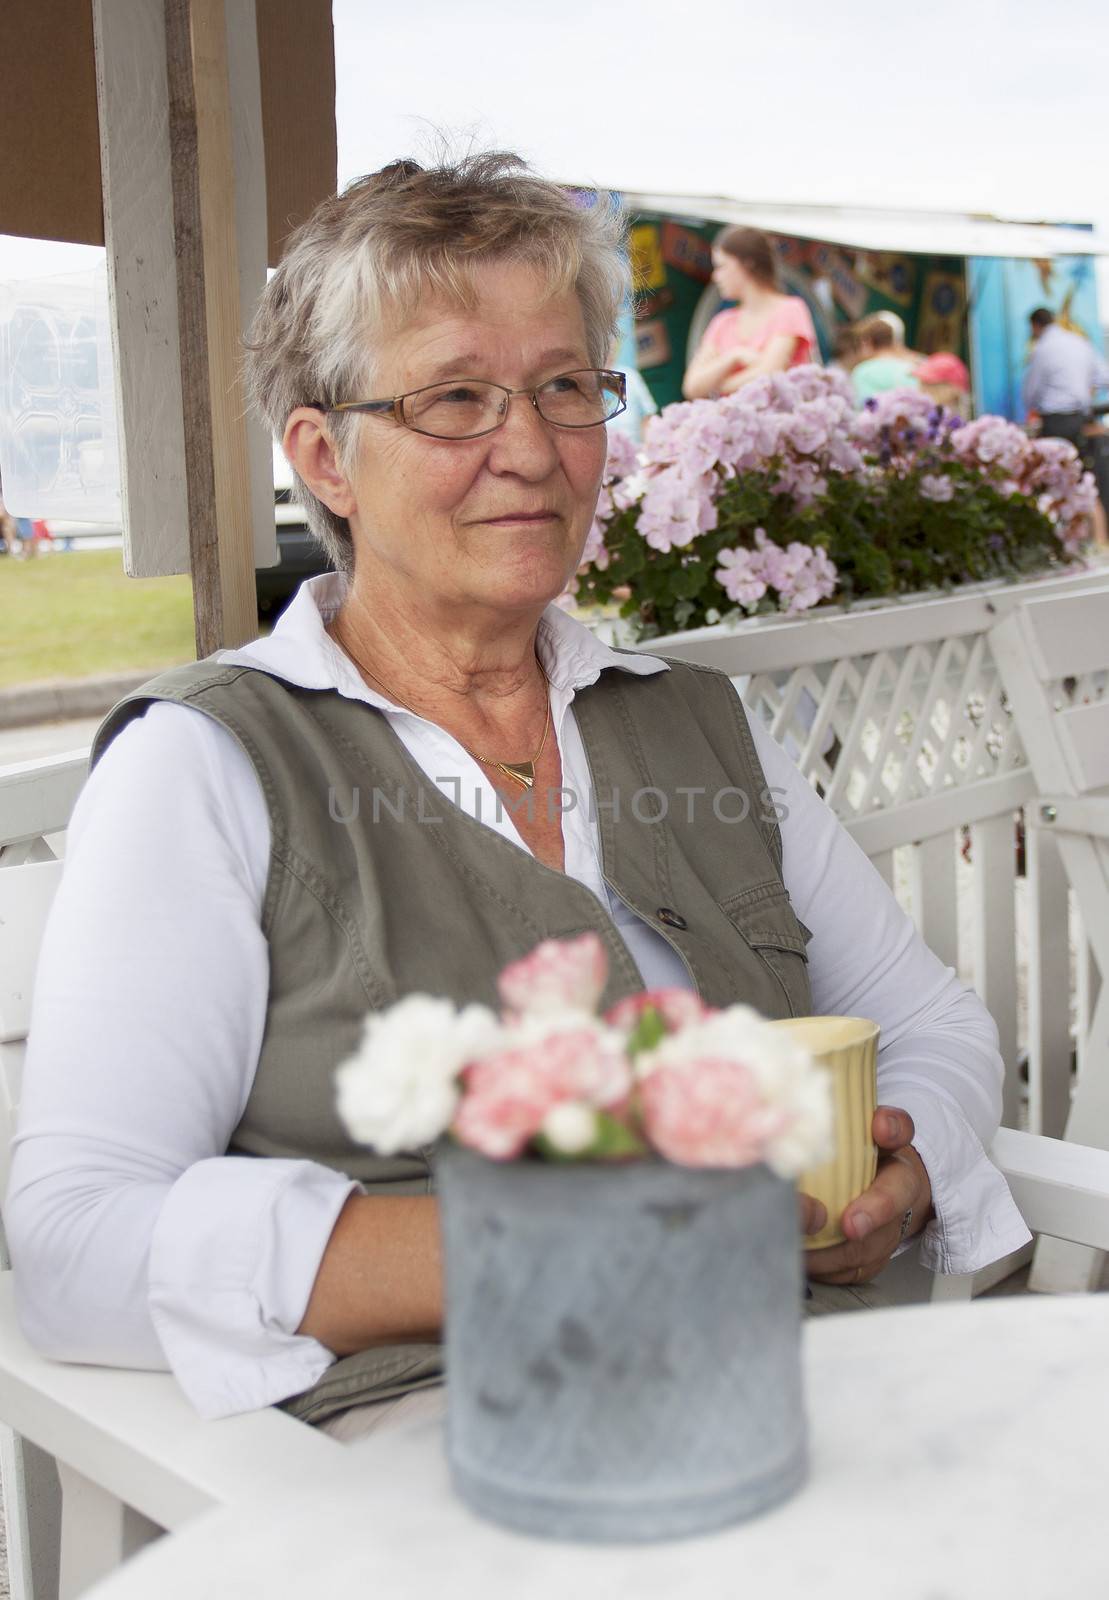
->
[437, 1144, 807, 1542]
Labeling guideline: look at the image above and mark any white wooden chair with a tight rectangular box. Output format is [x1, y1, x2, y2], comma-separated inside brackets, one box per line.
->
[0, 759, 344, 1600]
[989, 580, 1109, 1292]
[5, 725, 1109, 1596]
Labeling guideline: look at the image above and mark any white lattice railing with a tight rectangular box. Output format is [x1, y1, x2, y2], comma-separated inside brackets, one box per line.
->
[634, 560, 1109, 1137]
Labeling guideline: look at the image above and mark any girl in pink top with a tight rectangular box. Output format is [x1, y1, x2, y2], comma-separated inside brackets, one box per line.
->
[683, 226, 819, 399]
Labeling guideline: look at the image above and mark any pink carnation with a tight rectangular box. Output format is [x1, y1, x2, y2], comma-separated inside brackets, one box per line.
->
[639, 1056, 790, 1168]
[606, 989, 713, 1034]
[497, 932, 608, 1017]
[453, 1021, 631, 1160]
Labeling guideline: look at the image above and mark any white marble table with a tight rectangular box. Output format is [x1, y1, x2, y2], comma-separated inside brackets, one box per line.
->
[87, 1295, 1109, 1600]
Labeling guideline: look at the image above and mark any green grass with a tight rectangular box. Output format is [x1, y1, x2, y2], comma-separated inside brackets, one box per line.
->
[0, 548, 197, 688]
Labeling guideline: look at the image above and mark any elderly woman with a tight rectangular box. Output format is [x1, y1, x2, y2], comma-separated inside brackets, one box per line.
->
[6, 154, 1029, 1430]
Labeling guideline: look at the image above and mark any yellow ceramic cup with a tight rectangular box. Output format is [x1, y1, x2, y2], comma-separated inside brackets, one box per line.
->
[767, 1015, 880, 1250]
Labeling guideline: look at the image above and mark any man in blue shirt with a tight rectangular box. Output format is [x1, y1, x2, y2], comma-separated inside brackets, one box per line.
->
[1023, 308, 1109, 436]
[1023, 307, 1109, 525]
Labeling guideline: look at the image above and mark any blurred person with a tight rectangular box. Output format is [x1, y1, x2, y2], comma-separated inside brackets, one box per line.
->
[915, 351, 971, 419]
[13, 515, 37, 558]
[0, 472, 35, 556]
[828, 325, 861, 376]
[872, 310, 925, 367]
[0, 493, 18, 557]
[682, 227, 818, 399]
[1023, 307, 1109, 444]
[1025, 307, 1109, 539]
[851, 316, 921, 405]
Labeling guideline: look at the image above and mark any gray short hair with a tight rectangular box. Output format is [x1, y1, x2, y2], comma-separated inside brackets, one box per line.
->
[244, 152, 628, 572]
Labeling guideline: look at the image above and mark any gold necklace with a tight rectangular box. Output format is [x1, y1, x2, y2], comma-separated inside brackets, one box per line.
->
[337, 629, 551, 790]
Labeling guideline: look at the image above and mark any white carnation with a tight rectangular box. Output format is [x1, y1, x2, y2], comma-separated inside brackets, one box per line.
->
[763, 1071, 834, 1177]
[335, 996, 502, 1155]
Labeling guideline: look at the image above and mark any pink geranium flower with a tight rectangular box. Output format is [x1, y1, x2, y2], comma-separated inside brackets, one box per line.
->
[498, 932, 608, 1017]
[919, 474, 955, 503]
[604, 428, 639, 480]
[715, 545, 767, 606]
[580, 515, 610, 571]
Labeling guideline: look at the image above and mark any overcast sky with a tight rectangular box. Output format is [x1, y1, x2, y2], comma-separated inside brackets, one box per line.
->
[4, 0, 1108, 295]
[334, 0, 1108, 222]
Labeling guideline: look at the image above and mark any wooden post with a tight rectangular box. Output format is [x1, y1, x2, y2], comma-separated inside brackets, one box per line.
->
[164, 0, 258, 655]
[92, 0, 190, 580]
[225, 0, 279, 579]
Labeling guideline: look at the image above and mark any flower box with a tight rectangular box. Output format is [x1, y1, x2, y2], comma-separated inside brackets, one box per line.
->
[576, 370, 1099, 642]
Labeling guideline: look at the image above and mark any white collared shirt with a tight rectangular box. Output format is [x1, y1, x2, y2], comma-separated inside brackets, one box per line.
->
[7, 576, 1031, 1418]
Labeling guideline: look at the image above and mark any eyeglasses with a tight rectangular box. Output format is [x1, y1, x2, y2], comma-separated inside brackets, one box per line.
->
[315, 368, 627, 440]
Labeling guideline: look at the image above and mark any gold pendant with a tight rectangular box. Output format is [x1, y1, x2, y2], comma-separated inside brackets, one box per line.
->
[497, 761, 535, 789]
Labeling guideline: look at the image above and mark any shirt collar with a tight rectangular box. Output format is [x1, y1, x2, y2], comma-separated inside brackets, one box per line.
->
[217, 573, 668, 706]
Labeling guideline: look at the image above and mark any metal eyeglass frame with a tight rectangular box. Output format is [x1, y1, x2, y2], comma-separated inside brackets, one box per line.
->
[313, 368, 628, 440]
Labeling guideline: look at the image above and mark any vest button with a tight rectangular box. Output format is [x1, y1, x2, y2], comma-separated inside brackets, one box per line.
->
[656, 907, 687, 931]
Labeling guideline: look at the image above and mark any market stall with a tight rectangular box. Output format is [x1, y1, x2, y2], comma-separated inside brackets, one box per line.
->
[617, 191, 1107, 418]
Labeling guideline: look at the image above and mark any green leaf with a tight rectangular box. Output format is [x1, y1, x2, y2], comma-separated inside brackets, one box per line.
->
[591, 1111, 650, 1161]
[532, 1110, 648, 1164]
[626, 1005, 666, 1056]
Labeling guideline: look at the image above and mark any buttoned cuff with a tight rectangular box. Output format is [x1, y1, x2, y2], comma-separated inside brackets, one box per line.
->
[892, 1091, 1032, 1275]
[148, 1157, 359, 1418]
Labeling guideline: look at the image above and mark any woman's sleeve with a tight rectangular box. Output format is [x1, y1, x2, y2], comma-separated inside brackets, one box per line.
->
[772, 298, 818, 363]
[4, 703, 360, 1418]
[746, 710, 1032, 1274]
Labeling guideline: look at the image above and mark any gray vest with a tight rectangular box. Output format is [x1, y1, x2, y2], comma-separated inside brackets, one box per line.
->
[93, 654, 812, 1422]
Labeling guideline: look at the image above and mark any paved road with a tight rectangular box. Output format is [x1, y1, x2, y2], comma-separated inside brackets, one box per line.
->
[0, 717, 99, 768]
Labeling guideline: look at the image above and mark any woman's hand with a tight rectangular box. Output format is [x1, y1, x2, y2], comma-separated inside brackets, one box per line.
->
[803, 1106, 934, 1285]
